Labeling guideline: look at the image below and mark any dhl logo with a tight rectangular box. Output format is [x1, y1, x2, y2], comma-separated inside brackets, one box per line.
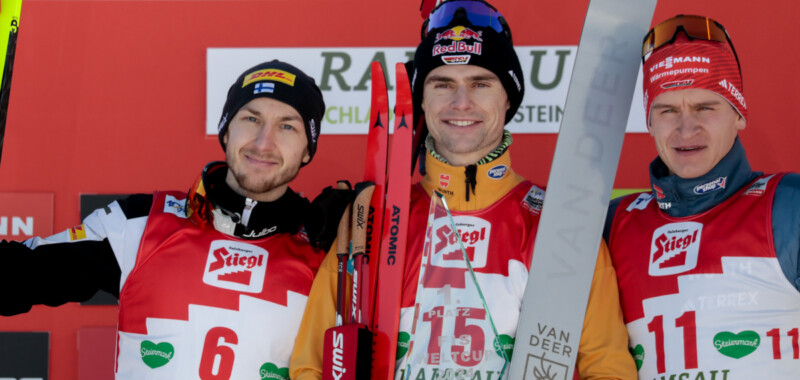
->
[69, 224, 87, 241]
[242, 69, 296, 87]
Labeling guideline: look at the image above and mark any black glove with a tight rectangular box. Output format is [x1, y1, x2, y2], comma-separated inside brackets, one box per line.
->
[304, 181, 355, 252]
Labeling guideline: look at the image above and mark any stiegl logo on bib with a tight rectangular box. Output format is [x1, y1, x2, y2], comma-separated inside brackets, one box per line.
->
[203, 240, 268, 293]
[649, 222, 702, 276]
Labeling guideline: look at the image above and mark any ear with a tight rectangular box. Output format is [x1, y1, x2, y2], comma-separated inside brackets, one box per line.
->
[302, 149, 310, 164]
[736, 114, 746, 131]
[223, 131, 229, 145]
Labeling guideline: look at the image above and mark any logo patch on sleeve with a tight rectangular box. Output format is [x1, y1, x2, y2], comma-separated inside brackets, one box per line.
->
[163, 195, 187, 218]
[203, 240, 268, 293]
[744, 175, 774, 196]
[649, 222, 702, 276]
[522, 185, 545, 215]
[626, 193, 655, 212]
[69, 224, 87, 241]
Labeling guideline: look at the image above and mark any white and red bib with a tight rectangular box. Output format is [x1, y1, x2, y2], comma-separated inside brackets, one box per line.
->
[609, 174, 800, 379]
[115, 191, 323, 380]
[395, 182, 543, 380]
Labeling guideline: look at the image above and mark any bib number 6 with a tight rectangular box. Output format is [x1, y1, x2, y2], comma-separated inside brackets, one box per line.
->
[199, 327, 238, 380]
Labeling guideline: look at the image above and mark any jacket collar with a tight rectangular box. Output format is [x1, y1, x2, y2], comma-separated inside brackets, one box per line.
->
[649, 138, 761, 217]
[421, 148, 524, 211]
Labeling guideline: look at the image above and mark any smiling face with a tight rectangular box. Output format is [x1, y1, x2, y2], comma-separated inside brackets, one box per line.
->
[648, 88, 745, 179]
[421, 64, 510, 166]
[223, 97, 309, 202]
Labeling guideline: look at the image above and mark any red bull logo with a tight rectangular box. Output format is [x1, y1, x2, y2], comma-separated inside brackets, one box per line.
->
[242, 69, 296, 87]
[435, 26, 483, 43]
[433, 41, 482, 57]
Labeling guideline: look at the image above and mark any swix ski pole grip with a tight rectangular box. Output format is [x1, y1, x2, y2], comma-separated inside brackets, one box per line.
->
[335, 182, 352, 327]
[322, 324, 373, 380]
[350, 182, 375, 324]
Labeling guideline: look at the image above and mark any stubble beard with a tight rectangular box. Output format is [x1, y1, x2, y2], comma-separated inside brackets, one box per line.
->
[227, 149, 301, 196]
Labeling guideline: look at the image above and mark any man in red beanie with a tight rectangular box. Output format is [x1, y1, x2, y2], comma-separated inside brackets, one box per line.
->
[604, 15, 800, 379]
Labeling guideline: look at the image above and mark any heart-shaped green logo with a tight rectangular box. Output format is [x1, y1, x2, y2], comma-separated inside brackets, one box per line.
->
[140, 340, 174, 369]
[713, 330, 760, 359]
[259, 362, 289, 380]
[493, 334, 514, 361]
[396, 332, 411, 360]
[629, 344, 644, 370]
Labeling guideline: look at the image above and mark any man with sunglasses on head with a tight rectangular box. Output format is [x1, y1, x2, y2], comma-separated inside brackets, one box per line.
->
[290, 1, 636, 379]
[604, 15, 800, 379]
[0, 60, 347, 379]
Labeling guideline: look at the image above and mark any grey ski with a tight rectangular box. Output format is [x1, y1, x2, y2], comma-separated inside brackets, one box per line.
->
[508, 0, 657, 379]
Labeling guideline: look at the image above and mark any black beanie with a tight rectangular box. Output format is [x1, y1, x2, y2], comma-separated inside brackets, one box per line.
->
[217, 60, 325, 165]
[412, 5, 524, 124]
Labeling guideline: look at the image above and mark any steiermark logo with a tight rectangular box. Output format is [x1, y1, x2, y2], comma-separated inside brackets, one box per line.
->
[629, 344, 644, 370]
[396, 332, 410, 360]
[714, 330, 760, 359]
[259, 362, 289, 380]
[493, 334, 514, 361]
[140, 340, 174, 369]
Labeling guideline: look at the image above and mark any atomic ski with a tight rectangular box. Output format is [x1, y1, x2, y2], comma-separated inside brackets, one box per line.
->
[508, 0, 657, 379]
[371, 62, 414, 380]
[359, 61, 390, 326]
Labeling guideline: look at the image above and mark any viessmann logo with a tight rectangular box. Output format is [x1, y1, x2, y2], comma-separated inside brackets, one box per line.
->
[203, 240, 268, 293]
[649, 222, 702, 276]
[649, 56, 711, 71]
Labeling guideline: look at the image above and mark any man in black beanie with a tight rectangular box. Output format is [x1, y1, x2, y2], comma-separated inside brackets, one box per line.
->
[0, 60, 336, 379]
[291, 1, 636, 378]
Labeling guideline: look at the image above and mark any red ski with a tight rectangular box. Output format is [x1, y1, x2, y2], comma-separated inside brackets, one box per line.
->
[356, 61, 390, 325]
[322, 61, 391, 380]
[370, 62, 414, 380]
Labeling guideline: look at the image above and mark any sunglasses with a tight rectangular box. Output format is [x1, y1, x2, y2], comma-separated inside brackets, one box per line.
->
[642, 14, 740, 74]
[421, 0, 512, 42]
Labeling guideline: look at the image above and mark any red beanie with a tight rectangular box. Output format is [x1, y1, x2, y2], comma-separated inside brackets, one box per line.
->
[643, 33, 745, 123]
